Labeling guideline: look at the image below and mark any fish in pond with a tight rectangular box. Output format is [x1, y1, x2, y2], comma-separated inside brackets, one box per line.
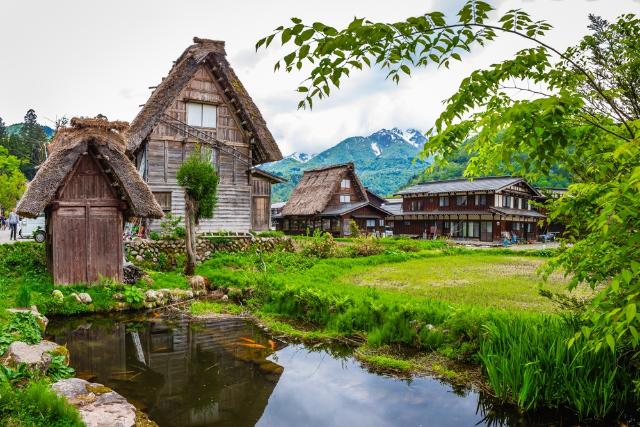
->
[239, 337, 257, 344]
[239, 343, 267, 349]
[268, 340, 277, 350]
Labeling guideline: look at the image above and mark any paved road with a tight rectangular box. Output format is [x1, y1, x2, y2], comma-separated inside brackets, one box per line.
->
[0, 227, 29, 244]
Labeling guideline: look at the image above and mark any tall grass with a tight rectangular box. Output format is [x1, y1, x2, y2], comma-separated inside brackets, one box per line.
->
[478, 316, 633, 419]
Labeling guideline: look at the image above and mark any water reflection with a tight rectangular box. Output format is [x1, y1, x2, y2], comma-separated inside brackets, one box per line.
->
[46, 315, 627, 427]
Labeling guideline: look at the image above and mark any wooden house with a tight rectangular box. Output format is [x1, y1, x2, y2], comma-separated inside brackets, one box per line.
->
[277, 163, 390, 236]
[126, 37, 283, 233]
[16, 118, 163, 284]
[389, 176, 546, 242]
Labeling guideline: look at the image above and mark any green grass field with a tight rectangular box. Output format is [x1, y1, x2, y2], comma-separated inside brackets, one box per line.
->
[342, 254, 591, 312]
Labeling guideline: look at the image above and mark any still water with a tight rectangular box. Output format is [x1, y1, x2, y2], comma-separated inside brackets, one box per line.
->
[45, 314, 603, 427]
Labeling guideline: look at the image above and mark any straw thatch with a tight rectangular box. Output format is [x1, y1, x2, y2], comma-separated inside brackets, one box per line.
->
[17, 118, 164, 220]
[126, 37, 282, 164]
[281, 163, 368, 216]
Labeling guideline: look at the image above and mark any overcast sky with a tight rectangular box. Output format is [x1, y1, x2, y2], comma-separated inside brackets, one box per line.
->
[1, 0, 638, 156]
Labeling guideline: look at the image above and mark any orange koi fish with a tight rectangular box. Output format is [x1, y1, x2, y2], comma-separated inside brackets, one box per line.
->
[239, 337, 257, 344]
[239, 343, 267, 349]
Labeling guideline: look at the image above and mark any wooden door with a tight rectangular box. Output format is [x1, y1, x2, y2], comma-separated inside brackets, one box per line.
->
[87, 207, 123, 282]
[52, 207, 88, 284]
[480, 221, 493, 242]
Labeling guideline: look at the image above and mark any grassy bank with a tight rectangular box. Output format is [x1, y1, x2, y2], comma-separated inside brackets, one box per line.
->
[179, 239, 636, 419]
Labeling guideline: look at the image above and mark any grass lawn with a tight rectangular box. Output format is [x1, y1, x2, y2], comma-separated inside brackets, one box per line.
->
[342, 253, 592, 312]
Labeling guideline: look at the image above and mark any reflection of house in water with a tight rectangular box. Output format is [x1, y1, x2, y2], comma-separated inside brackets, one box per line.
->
[48, 317, 284, 427]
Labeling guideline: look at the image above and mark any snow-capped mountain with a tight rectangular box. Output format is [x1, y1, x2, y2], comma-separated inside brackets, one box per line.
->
[262, 128, 430, 201]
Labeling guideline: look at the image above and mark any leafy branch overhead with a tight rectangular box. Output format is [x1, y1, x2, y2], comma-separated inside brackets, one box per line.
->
[259, 1, 640, 356]
[257, 1, 553, 109]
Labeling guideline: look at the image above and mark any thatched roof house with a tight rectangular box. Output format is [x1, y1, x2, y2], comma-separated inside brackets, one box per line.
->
[278, 163, 390, 236]
[126, 37, 284, 233]
[17, 118, 163, 220]
[126, 37, 281, 163]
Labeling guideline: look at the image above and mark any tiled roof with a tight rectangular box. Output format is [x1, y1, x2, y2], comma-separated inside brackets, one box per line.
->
[397, 176, 527, 195]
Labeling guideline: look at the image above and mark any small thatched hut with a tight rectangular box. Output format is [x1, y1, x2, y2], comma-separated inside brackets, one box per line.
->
[277, 163, 390, 236]
[17, 118, 163, 285]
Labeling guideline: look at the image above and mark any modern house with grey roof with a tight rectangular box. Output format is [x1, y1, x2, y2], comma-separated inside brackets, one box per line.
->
[276, 163, 390, 236]
[389, 176, 546, 242]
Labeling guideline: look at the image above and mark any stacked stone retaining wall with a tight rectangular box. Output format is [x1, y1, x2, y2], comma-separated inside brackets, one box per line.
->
[125, 236, 293, 263]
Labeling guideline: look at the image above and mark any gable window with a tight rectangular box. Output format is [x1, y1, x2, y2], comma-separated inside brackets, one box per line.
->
[340, 194, 351, 203]
[340, 179, 351, 189]
[439, 196, 449, 207]
[503, 195, 511, 208]
[186, 102, 217, 128]
[153, 192, 172, 212]
[456, 195, 468, 207]
[475, 194, 487, 206]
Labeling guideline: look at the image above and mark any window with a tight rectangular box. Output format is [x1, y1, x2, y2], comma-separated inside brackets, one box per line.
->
[503, 195, 511, 208]
[366, 219, 376, 227]
[522, 199, 529, 210]
[340, 179, 351, 189]
[410, 200, 423, 211]
[516, 198, 522, 209]
[283, 220, 289, 231]
[456, 195, 468, 206]
[322, 219, 331, 231]
[439, 196, 449, 207]
[379, 219, 385, 227]
[186, 102, 217, 128]
[475, 194, 487, 206]
[340, 194, 351, 203]
[153, 192, 172, 212]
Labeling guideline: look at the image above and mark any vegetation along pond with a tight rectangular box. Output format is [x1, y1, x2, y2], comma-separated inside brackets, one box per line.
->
[46, 314, 622, 427]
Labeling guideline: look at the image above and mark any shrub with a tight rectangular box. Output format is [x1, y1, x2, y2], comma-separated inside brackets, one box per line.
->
[0, 381, 84, 427]
[123, 286, 144, 306]
[255, 230, 285, 238]
[301, 229, 337, 258]
[349, 219, 361, 237]
[0, 312, 42, 354]
[159, 213, 185, 240]
[351, 236, 384, 257]
[149, 231, 161, 241]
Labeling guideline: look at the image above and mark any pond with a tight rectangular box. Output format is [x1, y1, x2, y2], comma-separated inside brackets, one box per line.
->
[45, 314, 617, 427]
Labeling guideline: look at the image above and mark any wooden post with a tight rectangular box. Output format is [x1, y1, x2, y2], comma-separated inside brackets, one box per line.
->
[184, 193, 197, 276]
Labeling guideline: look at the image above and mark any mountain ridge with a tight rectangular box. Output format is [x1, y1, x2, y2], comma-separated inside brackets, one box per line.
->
[262, 128, 430, 202]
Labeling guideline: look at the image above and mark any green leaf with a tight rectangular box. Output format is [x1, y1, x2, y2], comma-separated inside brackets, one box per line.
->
[400, 64, 411, 75]
[626, 303, 636, 323]
[605, 334, 616, 353]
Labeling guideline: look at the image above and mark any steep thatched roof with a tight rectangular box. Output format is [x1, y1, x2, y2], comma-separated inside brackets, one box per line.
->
[17, 118, 164, 220]
[127, 37, 282, 164]
[281, 163, 368, 216]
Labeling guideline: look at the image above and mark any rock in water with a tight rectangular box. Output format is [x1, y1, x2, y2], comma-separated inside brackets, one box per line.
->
[52, 378, 137, 427]
[1, 340, 61, 371]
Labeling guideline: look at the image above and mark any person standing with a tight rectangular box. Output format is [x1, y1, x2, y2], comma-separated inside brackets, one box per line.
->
[8, 209, 19, 241]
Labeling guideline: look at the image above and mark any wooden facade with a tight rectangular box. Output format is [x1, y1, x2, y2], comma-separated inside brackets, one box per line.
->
[277, 163, 390, 237]
[127, 38, 283, 233]
[389, 177, 546, 242]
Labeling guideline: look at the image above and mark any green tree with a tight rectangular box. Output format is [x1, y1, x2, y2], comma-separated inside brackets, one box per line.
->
[0, 146, 27, 210]
[176, 148, 219, 275]
[0, 117, 5, 139]
[11, 109, 49, 180]
[258, 3, 640, 353]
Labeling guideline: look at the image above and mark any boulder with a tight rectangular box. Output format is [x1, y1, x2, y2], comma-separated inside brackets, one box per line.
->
[52, 290, 64, 304]
[78, 293, 92, 304]
[188, 275, 207, 293]
[52, 378, 137, 427]
[144, 290, 160, 303]
[123, 263, 146, 285]
[1, 340, 61, 371]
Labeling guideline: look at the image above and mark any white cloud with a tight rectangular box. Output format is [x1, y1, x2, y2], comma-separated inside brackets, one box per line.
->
[1, 0, 637, 155]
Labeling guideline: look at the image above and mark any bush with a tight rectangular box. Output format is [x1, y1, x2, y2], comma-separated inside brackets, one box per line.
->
[0, 381, 83, 427]
[123, 286, 144, 306]
[301, 229, 337, 258]
[149, 231, 161, 241]
[351, 236, 384, 257]
[0, 312, 42, 354]
[255, 230, 285, 238]
[159, 213, 185, 240]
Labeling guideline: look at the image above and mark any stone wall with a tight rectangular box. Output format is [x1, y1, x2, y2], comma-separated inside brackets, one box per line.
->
[125, 236, 293, 264]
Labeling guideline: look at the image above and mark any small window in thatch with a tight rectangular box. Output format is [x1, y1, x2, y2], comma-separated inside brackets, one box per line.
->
[341, 179, 350, 189]
[340, 194, 350, 203]
[153, 192, 172, 212]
